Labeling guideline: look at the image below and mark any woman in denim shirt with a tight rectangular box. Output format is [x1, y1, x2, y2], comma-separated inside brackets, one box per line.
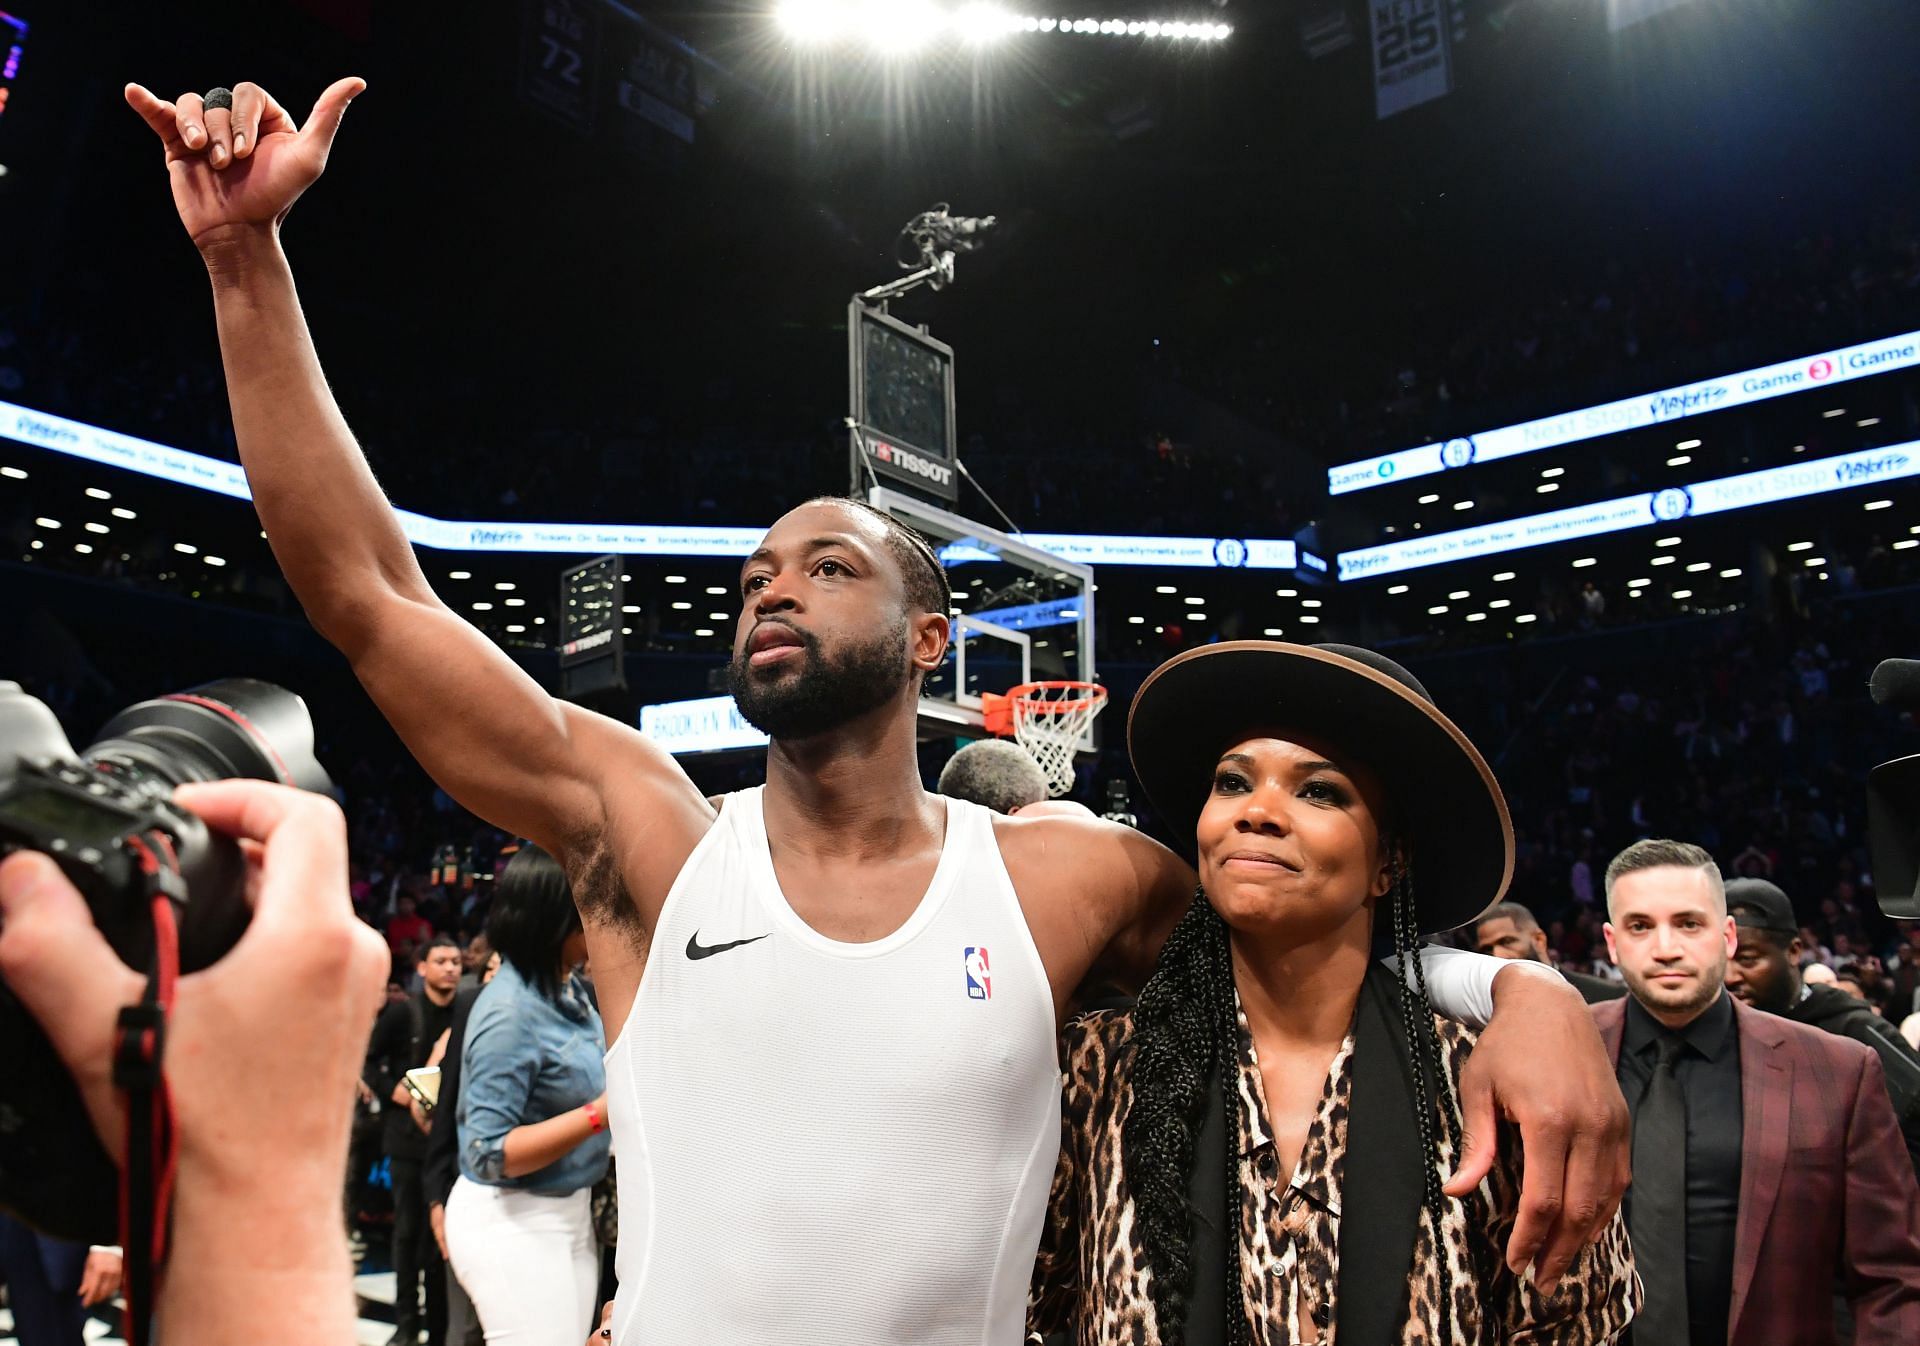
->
[444, 846, 611, 1345]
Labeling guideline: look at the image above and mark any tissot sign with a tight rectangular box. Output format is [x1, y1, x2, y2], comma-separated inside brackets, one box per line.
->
[861, 434, 957, 500]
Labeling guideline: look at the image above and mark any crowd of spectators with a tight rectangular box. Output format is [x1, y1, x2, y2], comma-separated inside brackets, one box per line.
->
[8, 199, 1918, 547]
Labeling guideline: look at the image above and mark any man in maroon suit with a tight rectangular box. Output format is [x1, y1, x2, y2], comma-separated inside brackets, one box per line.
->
[1597, 839, 1920, 1346]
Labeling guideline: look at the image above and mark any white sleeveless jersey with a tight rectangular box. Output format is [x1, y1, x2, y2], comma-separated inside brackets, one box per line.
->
[603, 787, 1061, 1346]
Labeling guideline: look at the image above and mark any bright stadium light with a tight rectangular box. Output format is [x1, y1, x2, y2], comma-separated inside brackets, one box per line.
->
[774, 4, 1230, 45]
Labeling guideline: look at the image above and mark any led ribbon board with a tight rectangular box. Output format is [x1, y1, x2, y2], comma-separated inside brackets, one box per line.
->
[638, 695, 768, 755]
[0, 399, 1294, 569]
[1329, 328, 1920, 494]
[1335, 440, 1920, 580]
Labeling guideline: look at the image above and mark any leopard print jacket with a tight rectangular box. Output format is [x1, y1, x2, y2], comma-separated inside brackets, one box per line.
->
[1028, 1004, 1639, 1345]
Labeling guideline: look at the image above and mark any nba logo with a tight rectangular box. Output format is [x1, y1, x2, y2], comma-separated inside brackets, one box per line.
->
[964, 947, 991, 1000]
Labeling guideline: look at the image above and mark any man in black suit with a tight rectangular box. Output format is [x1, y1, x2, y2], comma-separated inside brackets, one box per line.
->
[1476, 900, 1626, 1004]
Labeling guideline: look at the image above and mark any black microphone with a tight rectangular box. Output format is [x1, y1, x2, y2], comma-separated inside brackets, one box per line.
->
[1870, 658, 1920, 710]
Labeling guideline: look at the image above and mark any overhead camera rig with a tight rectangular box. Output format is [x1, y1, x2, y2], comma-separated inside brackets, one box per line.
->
[846, 204, 1016, 527]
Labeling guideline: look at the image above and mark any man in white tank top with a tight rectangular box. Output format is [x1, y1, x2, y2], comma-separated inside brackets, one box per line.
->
[134, 98, 1633, 1338]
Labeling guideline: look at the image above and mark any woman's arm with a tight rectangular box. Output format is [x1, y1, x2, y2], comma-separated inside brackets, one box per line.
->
[499, 1091, 609, 1179]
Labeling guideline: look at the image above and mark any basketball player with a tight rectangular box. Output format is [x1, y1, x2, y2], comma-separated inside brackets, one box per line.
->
[124, 77, 1630, 1344]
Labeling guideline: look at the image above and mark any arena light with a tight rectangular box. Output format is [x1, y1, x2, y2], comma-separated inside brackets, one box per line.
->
[1489, 599, 1511, 609]
[1803, 555, 1826, 567]
[772, 3, 1229, 47]
[1, 465, 26, 479]
[1155, 585, 1177, 593]
[1686, 561, 1710, 572]
[1128, 615, 1146, 624]
[1493, 572, 1516, 582]
[709, 612, 729, 621]
[1538, 483, 1560, 493]
[672, 601, 693, 610]
[1628, 578, 1652, 588]
[1656, 536, 1682, 547]
[623, 605, 641, 614]
[1541, 467, 1564, 478]
[84, 486, 111, 499]
[1865, 499, 1893, 510]
[1448, 590, 1470, 600]
[504, 598, 526, 607]
[1516, 614, 1537, 624]
[1667, 455, 1692, 467]
[1453, 500, 1474, 511]
[695, 628, 716, 637]
[1859, 417, 1882, 427]
[1787, 541, 1814, 551]
[1428, 604, 1449, 615]
[1571, 557, 1597, 568]
[74, 542, 92, 555]
[471, 602, 493, 611]
[1651, 556, 1676, 567]
[111, 507, 136, 519]
[173, 542, 196, 554]
[204, 555, 226, 567]
[1466, 612, 1487, 622]
[1672, 589, 1693, 600]
[1719, 567, 1743, 577]
[666, 575, 688, 583]
[1388, 584, 1410, 594]
[1297, 614, 1319, 624]
[449, 570, 471, 579]
[1275, 588, 1297, 597]
[1418, 493, 1441, 504]
[84, 522, 108, 534]
[495, 581, 516, 590]
[507, 624, 527, 634]
[1823, 408, 1846, 418]
[33, 516, 57, 528]
[707, 586, 730, 595]
[1301, 599, 1322, 609]
[1895, 540, 1920, 551]
[1676, 440, 1702, 451]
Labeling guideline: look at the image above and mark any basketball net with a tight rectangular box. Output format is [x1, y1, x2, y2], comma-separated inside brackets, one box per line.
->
[982, 681, 1108, 798]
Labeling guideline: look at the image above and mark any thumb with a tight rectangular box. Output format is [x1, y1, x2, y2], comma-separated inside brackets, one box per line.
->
[1443, 1066, 1498, 1197]
[300, 76, 366, 154]
[0, 852, 140, 1072]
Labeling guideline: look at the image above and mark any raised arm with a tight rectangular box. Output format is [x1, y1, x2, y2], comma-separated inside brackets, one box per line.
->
[122, 80, 709, 897]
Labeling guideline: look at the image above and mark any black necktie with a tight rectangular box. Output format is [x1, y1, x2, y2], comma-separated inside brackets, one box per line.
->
[1630, 1036, 1690, 1342]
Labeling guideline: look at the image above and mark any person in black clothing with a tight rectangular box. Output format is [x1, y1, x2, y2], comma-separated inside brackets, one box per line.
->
[1475, 900, 1627, 1004]
[1724, 877, 1920, 1182]
[364, 934, 464, 1345]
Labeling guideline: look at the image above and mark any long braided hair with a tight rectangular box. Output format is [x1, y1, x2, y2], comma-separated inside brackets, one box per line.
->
[1121, 854, 1463, 1343]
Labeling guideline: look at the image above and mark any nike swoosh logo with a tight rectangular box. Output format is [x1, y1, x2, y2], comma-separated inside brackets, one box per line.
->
[685, 931, 771, 961]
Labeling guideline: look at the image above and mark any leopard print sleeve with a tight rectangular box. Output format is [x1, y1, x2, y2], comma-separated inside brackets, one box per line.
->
[1453, 1024, 1642, 1344]
[1027, 1010, 1121, 1345]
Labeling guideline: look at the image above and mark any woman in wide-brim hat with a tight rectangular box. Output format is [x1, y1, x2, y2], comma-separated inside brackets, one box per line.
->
[1028, 642, 1638, 1346]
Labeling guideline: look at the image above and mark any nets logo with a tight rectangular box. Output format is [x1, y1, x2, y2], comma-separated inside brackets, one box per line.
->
[1650, 487, 1693, 523]
[1212, 538, 1248, 567]
[964, 947, 991, 1000]
[1441, 438, 1476, 469]
[1808, 357, 1835, 381]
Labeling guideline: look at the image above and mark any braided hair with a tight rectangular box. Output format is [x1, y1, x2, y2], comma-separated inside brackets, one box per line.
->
[1121, 855, 1463, 1344]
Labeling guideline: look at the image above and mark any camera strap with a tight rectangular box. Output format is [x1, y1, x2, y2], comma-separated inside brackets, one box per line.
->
[112, 831, 184, 1346]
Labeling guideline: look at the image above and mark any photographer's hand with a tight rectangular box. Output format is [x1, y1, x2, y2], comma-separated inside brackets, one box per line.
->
[0, 781, 388, 1346]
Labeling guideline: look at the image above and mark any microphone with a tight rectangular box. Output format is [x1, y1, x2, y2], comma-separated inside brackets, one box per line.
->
[1869, 658, 1920, 711]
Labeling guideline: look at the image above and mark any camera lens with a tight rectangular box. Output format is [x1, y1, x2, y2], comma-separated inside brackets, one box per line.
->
[85, 678, 332, 798]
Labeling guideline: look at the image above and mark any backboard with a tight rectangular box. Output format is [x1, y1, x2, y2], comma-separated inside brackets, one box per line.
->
[866, 486, 1099, 752]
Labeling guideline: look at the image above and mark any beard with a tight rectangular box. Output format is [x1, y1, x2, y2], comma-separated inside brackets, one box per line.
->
[728, 621, 912, 741]
[1622, 959, 1727, 1021]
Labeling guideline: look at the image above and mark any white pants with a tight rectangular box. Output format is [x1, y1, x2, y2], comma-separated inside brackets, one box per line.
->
[445, 1176, 597, 1346]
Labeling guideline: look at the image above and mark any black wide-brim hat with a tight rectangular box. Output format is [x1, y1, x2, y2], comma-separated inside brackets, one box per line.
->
[1127, 640, 1514, 935]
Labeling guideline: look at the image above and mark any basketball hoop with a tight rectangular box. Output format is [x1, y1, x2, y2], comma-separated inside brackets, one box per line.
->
[981, 681, 1108, 798]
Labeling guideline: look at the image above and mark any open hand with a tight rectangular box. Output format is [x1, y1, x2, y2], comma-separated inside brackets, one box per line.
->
[123, 78, 364, 251]
[78, 1246, 123, 1307]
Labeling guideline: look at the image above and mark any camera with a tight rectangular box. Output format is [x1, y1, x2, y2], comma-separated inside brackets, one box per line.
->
[0, 678, 331, 1241]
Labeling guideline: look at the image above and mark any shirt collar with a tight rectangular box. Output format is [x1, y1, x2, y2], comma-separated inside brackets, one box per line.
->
[1623, 987, 1736, 1062]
